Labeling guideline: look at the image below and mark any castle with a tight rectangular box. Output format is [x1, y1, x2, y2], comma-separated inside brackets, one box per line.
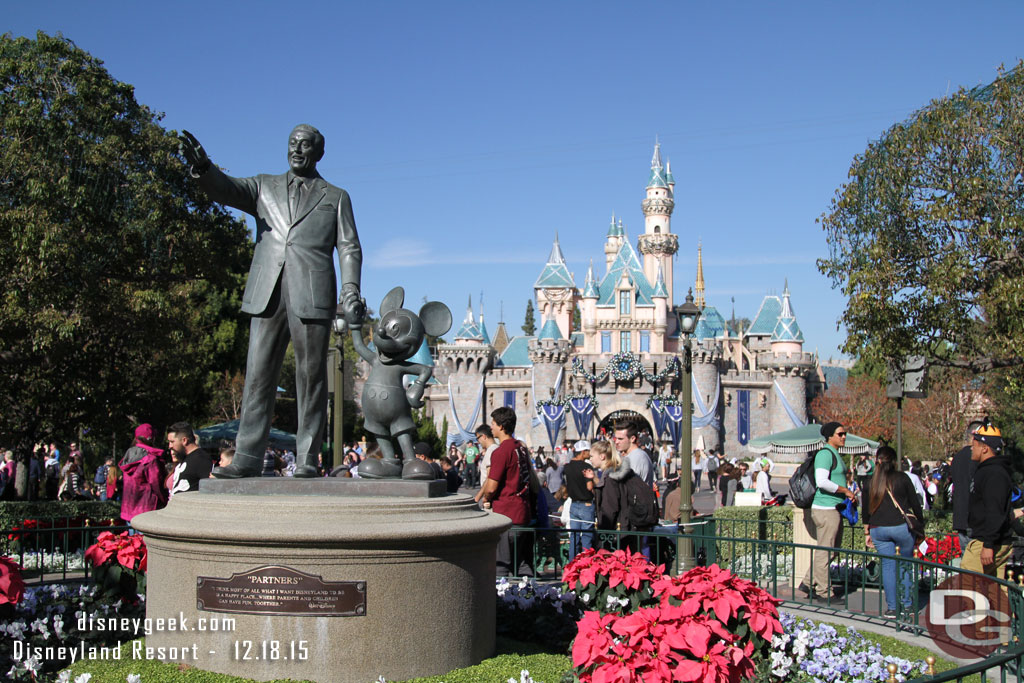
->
[422, 143, 829, 457]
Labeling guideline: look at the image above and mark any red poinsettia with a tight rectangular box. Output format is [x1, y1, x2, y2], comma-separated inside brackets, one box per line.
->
[917, 534, 961, 566]
[0, 556, 26, 606]
[85, 531, 147, 572]
[569, 554, 783, 683]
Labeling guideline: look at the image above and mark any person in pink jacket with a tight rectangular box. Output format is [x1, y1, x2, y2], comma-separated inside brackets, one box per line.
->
[119, 423, 168, 524]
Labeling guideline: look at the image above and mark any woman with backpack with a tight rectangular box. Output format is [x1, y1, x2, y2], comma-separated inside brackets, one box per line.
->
[864, 446, 923, 617]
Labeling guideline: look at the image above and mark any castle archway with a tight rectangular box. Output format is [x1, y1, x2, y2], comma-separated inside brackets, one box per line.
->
[597, 409, 653, 441]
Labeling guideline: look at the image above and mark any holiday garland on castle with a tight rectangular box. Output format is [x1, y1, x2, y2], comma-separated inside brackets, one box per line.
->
[565, 392, 599, 409]
[572, 353, 681, 385]
[646, 394, 681, 408]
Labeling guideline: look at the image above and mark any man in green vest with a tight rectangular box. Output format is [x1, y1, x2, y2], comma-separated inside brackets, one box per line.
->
[800, 422, 857, 602]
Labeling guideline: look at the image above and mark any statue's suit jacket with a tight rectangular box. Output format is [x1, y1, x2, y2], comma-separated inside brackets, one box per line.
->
[197, 166, 361, 318]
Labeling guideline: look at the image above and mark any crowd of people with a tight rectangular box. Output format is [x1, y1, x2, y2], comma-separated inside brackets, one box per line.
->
[4, 414, 1015, 608]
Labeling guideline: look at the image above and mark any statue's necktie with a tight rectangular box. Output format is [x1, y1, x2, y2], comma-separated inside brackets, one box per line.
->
[290, 178, 305, 221]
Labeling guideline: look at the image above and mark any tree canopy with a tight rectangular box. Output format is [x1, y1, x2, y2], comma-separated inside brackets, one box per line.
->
[818, 61, 1024, 373]
[0, 32, 253, 454]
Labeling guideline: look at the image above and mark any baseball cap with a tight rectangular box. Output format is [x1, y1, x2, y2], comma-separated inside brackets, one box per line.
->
[413, 442, 432, 457]
[573, 440, 591, 452]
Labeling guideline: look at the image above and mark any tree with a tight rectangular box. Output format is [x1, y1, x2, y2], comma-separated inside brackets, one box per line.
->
[572, 303, 581, 331]
[818, 61, 1024, 374]
[809, 375, 895, 444]
[0, 33, 252, 456]
[903, 368, 981, 462]
[522, 300, 536, 336]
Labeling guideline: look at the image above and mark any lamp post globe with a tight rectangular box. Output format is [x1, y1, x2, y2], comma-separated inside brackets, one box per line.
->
[673, 288, 702, 571]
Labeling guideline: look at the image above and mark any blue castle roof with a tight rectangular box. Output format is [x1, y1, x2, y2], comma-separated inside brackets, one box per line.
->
[597, 239, 655, 307]
[496, 336, 533, 367]
[746, 294, 782, 336]
[534, 235, 575, 289]
[537, 319, 563, 341]
[694, 305, 726, 340]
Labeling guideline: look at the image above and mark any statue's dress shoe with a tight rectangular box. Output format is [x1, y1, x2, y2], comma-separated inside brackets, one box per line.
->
[212, 463, 261, 479]
[358, 458, 403, 479]
[292, 465, 320, 478]
[402, 459, 435, 481]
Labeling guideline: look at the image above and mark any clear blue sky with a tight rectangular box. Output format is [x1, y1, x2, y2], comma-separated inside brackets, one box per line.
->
[9, 2, 1024, 359]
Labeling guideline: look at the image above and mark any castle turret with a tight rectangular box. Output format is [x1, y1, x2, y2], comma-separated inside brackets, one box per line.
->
[529, 316, 570, 444]
[651, 261, 668, 354]
[604, 214, 624, 273]
[763, 282, 814, 431]
[534, 234, 577, 340]
[436, 297, 495, 440]
[692, 339, 723, 454]
[581, 259, 600, 354]
[639, 142, 679, 303]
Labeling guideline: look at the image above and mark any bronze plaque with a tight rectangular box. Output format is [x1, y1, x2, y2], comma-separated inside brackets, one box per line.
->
[196, 565, 366, 617]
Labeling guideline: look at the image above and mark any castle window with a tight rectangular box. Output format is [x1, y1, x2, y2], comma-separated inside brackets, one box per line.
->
[620, 331, 631, 353]
[639, 331, 650, 352]
[619, 291, 631, 316]
[654, 225, 661, 234]
[600, 331, 611, 353]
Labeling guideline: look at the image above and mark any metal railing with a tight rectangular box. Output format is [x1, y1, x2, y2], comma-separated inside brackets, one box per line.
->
[511, 521, 1024, 682]
[2, 519, 130, 583]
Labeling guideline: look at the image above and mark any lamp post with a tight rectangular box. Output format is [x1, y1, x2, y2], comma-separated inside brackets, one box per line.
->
[331, 304, 347, 472]
[674, 289, 701, 572]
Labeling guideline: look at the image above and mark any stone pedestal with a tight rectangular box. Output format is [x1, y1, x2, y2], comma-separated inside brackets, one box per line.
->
[132, 479, 509, 683]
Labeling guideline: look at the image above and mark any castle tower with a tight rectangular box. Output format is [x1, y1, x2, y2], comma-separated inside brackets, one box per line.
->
[581, 259, 600, 354]
[534, 234, 577, 340]
[650, 261, 668, 354]
[763, 281, 814, 432]
[639, 142, 679, 303]
[437, 298, 495, 439]
[604, 213, 624, 273]
[529, 316, 571, 445]
[691, 339, 723, 454]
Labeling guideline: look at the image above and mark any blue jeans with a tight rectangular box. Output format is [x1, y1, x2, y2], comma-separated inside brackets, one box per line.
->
[568, 501, 596, 559]
[870, 524, 916, 610]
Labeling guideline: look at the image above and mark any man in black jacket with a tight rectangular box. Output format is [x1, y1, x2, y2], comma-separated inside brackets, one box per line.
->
[962, 421, 1013, 578]
[951, 420, 984, 553]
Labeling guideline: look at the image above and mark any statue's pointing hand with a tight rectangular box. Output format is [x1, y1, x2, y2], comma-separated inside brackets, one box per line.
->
[180, 130, 211, 175]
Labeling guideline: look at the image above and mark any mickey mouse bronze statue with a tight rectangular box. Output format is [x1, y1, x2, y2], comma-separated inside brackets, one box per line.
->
[346, 287, 452, 479]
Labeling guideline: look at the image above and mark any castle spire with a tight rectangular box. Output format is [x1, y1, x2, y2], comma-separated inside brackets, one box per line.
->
[695, 242, 706, 309]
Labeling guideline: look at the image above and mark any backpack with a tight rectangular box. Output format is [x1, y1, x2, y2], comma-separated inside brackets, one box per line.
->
[706, 455, 719, 472]
[94, 464, 109, 485]
[789, 449, 838, 509]
[622, 473, 660, 530]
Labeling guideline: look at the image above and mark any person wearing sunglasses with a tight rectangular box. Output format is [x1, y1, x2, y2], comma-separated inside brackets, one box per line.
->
[799, 421, 857, 603]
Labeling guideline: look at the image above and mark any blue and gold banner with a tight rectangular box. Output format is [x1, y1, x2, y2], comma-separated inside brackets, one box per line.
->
[737, 390, 750, 446]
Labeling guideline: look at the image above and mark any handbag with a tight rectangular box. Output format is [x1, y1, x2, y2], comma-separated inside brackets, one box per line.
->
[887, 487, 925, 544]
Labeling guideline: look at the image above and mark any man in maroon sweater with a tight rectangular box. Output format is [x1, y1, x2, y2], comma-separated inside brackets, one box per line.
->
[479, 407, 532, 576]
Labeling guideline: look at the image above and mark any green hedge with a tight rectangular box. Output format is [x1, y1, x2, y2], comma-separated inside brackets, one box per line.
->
[710, 506, 869, 565]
